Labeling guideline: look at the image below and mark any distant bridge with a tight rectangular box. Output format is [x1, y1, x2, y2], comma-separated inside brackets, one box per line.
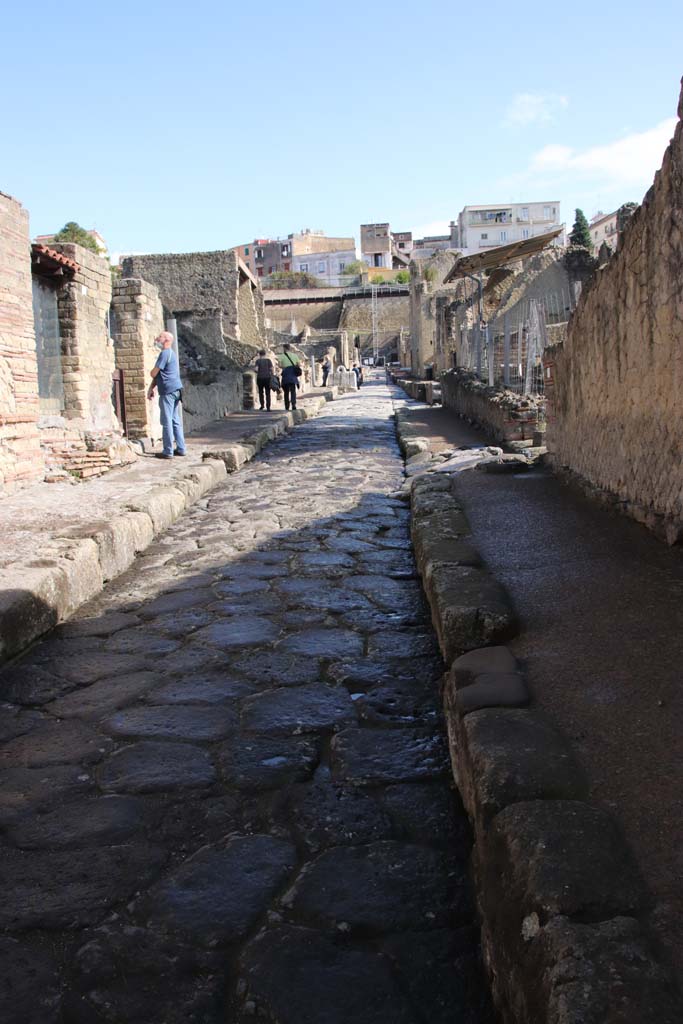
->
[263, 284, 409, 306]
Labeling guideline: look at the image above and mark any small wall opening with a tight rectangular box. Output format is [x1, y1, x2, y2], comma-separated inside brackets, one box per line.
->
[32, 276, 65, 416]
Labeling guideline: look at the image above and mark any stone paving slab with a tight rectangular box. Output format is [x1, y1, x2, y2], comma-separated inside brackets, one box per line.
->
[0, 389, 334, 664]
[0, 375, 494, 1023]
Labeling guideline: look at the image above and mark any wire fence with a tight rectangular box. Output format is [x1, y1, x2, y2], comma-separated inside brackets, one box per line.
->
[456, 287, 578, 395]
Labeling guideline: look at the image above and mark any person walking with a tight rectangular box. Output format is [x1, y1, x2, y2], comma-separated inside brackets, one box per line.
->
[352, 362, 364, 388]
[281, 343, 301, 412]
[321, 355, 331, 387]
[147, 331, 186, 459]
[254, 349, 275, 411]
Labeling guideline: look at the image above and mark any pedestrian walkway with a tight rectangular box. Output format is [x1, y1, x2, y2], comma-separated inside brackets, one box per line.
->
[0, 375, 493, 1024]
[399, 401, 683, 991]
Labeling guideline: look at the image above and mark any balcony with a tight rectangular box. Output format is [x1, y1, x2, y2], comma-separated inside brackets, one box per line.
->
[468, 211, 512, 226]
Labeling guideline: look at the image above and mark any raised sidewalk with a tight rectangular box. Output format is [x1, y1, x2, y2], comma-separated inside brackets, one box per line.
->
[0, 390, 335, 664]
[394, 397, 683, 1020]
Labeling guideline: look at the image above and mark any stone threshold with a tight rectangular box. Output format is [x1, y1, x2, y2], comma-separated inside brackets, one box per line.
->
[397, 416, 681, 1023]
[0, 393, 334, 666]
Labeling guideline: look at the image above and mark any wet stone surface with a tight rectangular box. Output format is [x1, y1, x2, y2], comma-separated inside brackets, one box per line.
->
[0, 378, 493, 1023]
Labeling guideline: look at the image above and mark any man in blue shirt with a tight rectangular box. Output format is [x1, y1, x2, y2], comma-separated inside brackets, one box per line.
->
[147, 331, 186, 459]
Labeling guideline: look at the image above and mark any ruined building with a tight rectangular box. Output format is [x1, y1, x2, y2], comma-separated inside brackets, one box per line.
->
[1, 191, 137, 495]
[121, 250, 268, 422]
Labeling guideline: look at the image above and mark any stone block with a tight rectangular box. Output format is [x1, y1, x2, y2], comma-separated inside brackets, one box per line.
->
[424, 562, 517, 664]
[448, 645, 518, 685]
[447, 708, 586, 828]
[126, 486, 187, 534]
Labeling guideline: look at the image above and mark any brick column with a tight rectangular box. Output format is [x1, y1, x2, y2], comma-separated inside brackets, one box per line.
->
[111, 278, 163, 441]
[50, 242, 118, 432]
[0, 192, 43, 494]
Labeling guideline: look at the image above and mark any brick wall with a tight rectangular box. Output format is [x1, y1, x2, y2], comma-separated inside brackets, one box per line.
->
[50, 242, 118, 432]
[0, 193, 43, 495]
[111, 278, 163, 441]
[545, 81, 683, 543]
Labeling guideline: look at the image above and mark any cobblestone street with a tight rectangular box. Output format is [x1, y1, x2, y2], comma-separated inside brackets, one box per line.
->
[0, 377, 493, 1024]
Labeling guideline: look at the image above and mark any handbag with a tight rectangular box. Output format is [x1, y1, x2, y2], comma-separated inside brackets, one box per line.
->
[270, 374, 281, 392]
[284, 352, 303, 377]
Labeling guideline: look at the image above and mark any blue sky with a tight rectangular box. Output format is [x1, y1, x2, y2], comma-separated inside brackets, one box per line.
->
[2, 0, 681, 257]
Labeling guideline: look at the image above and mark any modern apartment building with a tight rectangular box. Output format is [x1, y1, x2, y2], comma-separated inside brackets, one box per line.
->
[292, 247, 357, 286]
[454, 202, 563, 253]
[360, 223, 412, 268]
[233, 229, 355, 279]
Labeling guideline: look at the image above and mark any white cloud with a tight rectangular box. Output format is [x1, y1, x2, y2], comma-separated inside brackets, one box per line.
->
[505, 92, 569, 126]
[497, 117, 677, 212]
[528, 118, 676, 186]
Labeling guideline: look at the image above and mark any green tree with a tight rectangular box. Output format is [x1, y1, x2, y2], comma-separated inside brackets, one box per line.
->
[52, 221, 101, 253]
[395, 270, 410, 284]
[569, 209, 593, 250]
[266, 270, 320, 289]
[342, 260, 366, 276]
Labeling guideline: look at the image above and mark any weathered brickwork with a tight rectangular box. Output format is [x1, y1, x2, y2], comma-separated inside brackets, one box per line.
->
[111, 278, 163, 441]
[546, 82, 683, 542]
[50, 242, 118, 433]
[0, 193, 42, 495]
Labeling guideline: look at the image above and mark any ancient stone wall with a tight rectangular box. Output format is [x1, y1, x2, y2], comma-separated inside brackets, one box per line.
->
[0, 192, 42, 495]
[122, 250, 240, 324]
[440, 368, 543, 442]
[339, 296, 409, 339]
[50, 242, 118, 433]
[409, 252, 459, 375]
[122, 250, 265, 366]
[237, 275, 264, 347]
[111, 278, 163, 442]
[545, 82, 683, 542]
[265, 299, 342, 333]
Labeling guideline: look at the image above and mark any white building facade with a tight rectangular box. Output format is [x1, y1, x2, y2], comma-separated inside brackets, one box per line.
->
[456, 202, 564, 255]
[292, 248, 358, 286]
[589, 211, 618, 251]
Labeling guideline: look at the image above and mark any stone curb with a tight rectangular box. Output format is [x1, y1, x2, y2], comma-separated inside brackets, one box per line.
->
[396, 412, 682, 1021]
[0, 396, 330, 667]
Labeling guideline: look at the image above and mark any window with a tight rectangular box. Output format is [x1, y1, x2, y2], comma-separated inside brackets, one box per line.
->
[500, 230, 507, 241]
[300, 263, 308, 272]
[255, 248, 263, 259]
[522, 229, 530, 239]
[257, 268, 263, 277]
[283, 262, 290, 271]
[339, 262, 346, 272]
[281, 245, 289, 257]
[481, 233, 488, 240]
[268, 266, 274, 274]
[543, 206, 551, 219]
[318, 261, 326, 273]
[244, 246, 249, 256]
[521, 207, 529, 221]
[398, 242, 405, 249]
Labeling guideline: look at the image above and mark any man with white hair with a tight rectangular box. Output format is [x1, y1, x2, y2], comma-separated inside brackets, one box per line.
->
[147, 331, 186, 459]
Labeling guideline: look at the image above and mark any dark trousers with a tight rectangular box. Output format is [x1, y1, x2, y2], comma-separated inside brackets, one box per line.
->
[322, 369, 329, 386]
[283, 382, 297, 410]
[257, 378, 271, 410]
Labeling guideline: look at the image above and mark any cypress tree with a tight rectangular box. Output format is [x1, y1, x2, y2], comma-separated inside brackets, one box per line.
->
[569, 209, 593, 250]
